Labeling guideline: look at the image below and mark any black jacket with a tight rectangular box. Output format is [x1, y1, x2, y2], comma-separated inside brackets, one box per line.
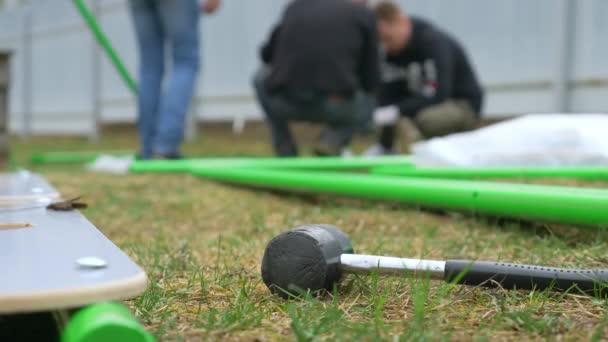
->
[261, 0, 380, 96]
[379, 18, 483, 116]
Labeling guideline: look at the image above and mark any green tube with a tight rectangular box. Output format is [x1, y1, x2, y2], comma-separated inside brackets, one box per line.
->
[129, 156, 414, 173]
[62, 302, 154, 342]
[193, 168, 608, 227]
[31, 151, 134, 164]
[372, 166, 608, 181]
[73, 0, 137, 93]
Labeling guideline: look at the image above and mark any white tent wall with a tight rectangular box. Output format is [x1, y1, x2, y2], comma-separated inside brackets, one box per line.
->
[0, 0, 605, 137]
[570, 0, 608, 112]
[402, 0, 560, 114]
[0, 6, 25, 134]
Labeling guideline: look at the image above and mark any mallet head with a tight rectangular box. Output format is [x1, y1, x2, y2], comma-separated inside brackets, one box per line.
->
[261, 224, 353, 297]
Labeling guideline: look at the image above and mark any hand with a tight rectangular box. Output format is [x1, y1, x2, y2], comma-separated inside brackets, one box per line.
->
[373, 105, 400, 126]
[202, 0, 221, 14]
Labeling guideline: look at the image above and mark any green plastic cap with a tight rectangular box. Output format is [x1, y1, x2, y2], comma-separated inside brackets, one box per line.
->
[62, 302, 154, 342]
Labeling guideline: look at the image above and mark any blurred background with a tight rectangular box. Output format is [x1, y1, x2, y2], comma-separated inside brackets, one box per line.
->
[0, 0, 606, 139]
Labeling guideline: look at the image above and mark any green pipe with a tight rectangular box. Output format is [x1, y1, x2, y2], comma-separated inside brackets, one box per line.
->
[372, 166, 608, 181]
[129, 156, 414, 173]
[31, 151, 134, 164]
[193, 168, 608, 227]
[73, 0, 137, 93]
[62, 302, 154, 342]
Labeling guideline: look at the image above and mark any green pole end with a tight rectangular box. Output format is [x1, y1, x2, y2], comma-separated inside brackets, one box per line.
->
[30, 153, 44, 164]
[73, 0, 138, 94]
[30, 151, 135, 164]
[62, 302, 154, 342]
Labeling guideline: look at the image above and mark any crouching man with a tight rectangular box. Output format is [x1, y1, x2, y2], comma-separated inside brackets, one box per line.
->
[254, 0, 380, 157]
[366, 1, 484, 155]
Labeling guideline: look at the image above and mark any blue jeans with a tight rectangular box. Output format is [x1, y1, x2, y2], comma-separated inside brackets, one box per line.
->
[253, 67, 374, 156]
[129, 0, 200, 158]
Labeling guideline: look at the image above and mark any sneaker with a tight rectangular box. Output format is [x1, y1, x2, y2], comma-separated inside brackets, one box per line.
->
[313, 141, 341, 156]
[363, 144, 396, 157]
[152, 153, 184, 160]
[341, 148, 354, 158]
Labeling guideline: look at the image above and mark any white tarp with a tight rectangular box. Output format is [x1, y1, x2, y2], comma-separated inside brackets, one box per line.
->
[87, 155, 134, 175]
[412, 114, 608, 167]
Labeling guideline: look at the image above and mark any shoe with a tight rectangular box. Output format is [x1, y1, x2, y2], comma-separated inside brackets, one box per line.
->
[341, 148, 354, 158]
[275, 143, 298, 157]
[152, 153, 184, 160]
[313, 141, 341, 156]
[363, 144, 396, 157]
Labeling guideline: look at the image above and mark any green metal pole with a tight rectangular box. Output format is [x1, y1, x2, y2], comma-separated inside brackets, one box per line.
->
[73, 0, 138, 94]
[371, 166, 608, 181]
[193, 167, 608, 227]
[31, 150, 134, 164]
[129, 156, 414, 173]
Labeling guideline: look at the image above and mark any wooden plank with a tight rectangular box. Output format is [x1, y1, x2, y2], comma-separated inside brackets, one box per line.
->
[0, 223, 33, 230]
[0, 173, 148, 314]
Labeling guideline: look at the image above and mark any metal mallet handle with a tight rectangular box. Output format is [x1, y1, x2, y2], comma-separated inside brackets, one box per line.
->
[340, 254, 445, 279]
[340, 255, 608, 294]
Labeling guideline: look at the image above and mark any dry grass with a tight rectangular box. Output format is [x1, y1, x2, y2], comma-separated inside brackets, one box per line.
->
[10, 128, 608, 341]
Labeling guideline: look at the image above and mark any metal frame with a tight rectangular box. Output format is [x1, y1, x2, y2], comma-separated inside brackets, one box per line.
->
[20, 7, 31, 139]
[554, 0, 577, 112]
[89, 0, 101, 142]
[0, 49, 11, 169]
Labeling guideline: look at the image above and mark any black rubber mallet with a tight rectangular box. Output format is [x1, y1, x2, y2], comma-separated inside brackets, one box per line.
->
[261, 224, 608, 298]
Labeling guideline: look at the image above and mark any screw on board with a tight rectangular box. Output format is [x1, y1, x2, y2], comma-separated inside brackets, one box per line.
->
[76, 257, 107, 269]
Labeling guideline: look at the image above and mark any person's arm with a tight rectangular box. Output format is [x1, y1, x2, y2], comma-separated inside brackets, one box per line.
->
[359, 11, 381, 94]
[396, 34, 454, 117]
[202, 0, 221, 14]
[261, 25, 281, 64]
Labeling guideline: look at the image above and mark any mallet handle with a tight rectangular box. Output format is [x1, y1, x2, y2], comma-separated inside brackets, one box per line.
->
[340, 254, 445, 279]
[445, 260, 608, 294]
[341, 255, 608, 294]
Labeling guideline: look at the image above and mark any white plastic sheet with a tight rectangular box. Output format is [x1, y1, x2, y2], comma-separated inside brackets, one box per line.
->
[87, 155, 134, 174]
[412, 114, 608, 167]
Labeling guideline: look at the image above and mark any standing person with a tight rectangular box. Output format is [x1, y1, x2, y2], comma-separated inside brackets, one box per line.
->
[254, 0, 380, 157]
[129, 0, 221, 160]
[365, 1, 484, 156]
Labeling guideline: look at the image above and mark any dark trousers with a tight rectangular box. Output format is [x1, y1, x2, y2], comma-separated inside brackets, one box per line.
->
[253, 67, 374, 157]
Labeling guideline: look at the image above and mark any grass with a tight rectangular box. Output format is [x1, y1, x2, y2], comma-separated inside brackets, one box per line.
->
[9, 127, 608, 341]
